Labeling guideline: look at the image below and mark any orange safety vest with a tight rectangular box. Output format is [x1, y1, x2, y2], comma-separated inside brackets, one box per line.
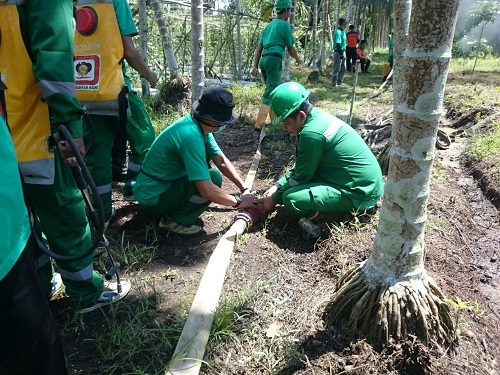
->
[74, 0, 128, 116]
[346, 31, 359, 48]
[0, 0, 55, 184]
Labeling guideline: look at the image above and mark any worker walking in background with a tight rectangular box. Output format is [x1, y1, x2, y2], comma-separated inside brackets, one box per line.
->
[250, 0, 302, 135]
[345, 24, 360, 73]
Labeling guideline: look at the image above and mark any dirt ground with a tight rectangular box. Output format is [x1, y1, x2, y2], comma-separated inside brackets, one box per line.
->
[52, 99, 500, 374]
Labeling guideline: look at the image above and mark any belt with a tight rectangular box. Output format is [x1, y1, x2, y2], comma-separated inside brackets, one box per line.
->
[262, 53, 282, 58]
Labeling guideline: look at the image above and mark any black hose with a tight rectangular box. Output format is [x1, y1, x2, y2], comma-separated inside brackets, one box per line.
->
[35, 125, 105, 262]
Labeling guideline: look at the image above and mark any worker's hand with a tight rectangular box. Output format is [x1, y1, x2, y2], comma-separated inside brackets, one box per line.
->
[295, 58, 302, 66]
[239, 193, 258, 209]
[58, 137, 85, 167]
[261, 196, 277, 214]
[241, 187, 252, 195]
[148, 71, 158, 88]
[263, 184, 279, 197]
[251, 67, 259, 76]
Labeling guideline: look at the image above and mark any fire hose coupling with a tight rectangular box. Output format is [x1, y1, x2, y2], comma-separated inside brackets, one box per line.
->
[234, 210, 253, 228]
[233, 202, 266, 227]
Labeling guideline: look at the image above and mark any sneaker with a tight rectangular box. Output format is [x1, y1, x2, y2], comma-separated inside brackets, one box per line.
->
[78, 280, 131, 314]
[159, 216, 204, 237]
[50, 272, 64, 297]
[122, 181, 136, 202]
[104, 206, 116, 231]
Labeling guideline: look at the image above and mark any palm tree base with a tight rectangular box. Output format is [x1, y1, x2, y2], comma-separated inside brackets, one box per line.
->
[323, 263, 456, 350]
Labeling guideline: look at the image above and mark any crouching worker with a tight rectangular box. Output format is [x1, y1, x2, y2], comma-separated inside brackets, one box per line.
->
[259, 82, 384, 227]
[356, 40, 371, 73]
[133, 86, 257, 236]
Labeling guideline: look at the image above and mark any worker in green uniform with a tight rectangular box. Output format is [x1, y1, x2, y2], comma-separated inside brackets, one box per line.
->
[134, 86, 257, 236]
[0, 114, 67, 374]
[260, 82, 384, 221]
[76, 0, 157, 220]
[250, 0, 301, 134]
[111, 8, 158, 202]
[332, 17, 348, 86]
[116, 73, 156, 202]
[0, 0, 128, 313]
[388, 34, 394, 67]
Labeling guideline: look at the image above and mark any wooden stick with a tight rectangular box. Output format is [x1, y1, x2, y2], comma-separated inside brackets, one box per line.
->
[348, 60, 361, 126]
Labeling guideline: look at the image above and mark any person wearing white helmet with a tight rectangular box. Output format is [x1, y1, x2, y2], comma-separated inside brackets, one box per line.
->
[260, 82, 384, 225]
[250, 0, 302, 135]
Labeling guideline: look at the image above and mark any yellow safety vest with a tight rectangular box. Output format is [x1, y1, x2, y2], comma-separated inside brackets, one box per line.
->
[74, 0, 127, 116]
[0, 0, 54, 184]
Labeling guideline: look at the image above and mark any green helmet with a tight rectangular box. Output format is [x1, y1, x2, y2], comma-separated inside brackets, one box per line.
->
[274, 0, 292, 9]
[270, 82, 310, 125]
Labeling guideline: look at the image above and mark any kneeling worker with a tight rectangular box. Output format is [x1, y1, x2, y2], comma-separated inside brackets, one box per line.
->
[133, 86, 257, 236]
[260, 82, 384, 225]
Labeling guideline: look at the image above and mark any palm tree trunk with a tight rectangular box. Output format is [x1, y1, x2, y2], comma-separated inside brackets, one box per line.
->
[283, 0, 298, 82]
[324, 0, 460, 348]
[191, 0, 204, 100]
[138, 0, 150, 96]
[150, 0, 179, 79]
[472, 21, 485, 74]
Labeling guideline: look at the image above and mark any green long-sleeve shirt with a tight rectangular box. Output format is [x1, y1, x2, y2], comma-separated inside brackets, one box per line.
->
[272, 108, 383, 206]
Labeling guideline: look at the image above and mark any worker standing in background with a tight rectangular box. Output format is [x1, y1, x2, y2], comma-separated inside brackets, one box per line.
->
[331, 17, 348, 87]
[345, 24, 360, 73]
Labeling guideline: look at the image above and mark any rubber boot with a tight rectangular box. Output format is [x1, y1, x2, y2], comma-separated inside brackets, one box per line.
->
[254, 104, 270, 130]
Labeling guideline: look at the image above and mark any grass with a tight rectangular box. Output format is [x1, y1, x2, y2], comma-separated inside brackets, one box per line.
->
[468, 122, 500, 162]
[89, 300, 184, 374]
[60, 56, 500, 374]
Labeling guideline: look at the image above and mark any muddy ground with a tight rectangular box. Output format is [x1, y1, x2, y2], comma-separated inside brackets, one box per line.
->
[52, 90, 499, 374]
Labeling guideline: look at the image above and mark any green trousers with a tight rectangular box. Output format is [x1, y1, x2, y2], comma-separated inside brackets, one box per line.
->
[281, 182, 378, 217]
[28, 150, 103, 310]
[139, 168, 223, 226]
[125, 91, 155, 184]
[260, 55, 283, 105]
[84, 114, 117, 222]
